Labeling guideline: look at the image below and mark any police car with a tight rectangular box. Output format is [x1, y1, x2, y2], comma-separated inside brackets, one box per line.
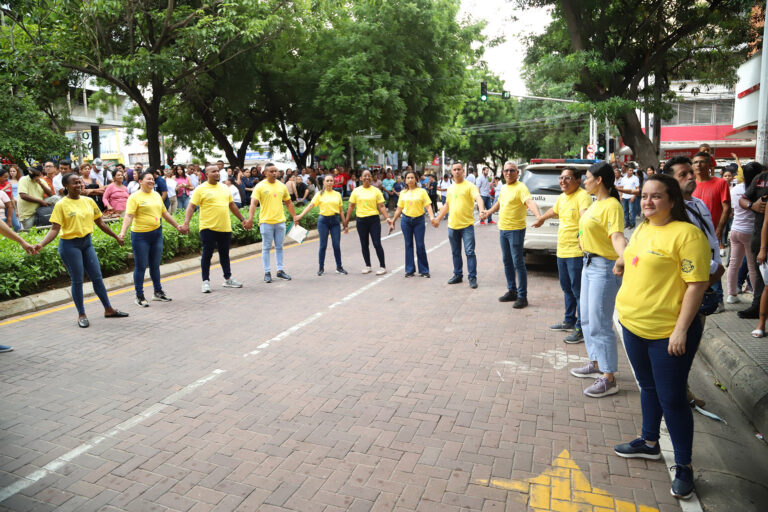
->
[521, 159, 598, 255]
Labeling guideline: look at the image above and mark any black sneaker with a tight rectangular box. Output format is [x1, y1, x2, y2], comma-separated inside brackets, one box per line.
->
[419, 273, 430, 278]
[264, 272, 272, 283]
[135, 296, 149, 307]
[317, 268, 324, 276]
[404, 272, 415, 278]
[549, 322, 575, 331]
[513, 297, 528, 309]
[670, 465, 694, 499]
[737, 307, 759, 319]
[336, 267, 348, 275]
[564, 329, 584, 344]
[276, 270, 292, 280]
[469, 277, 478, 289]
[447, 275, 463, 285]
[614, 438, 661, 460]
[153, 291, 172, 302]
[498, 290, 517, 302]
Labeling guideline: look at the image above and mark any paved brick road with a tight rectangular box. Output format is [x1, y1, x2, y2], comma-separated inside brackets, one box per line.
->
[0, 221, 682, 511]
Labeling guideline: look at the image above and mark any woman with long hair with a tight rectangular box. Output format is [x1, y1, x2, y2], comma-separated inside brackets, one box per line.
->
[568, 162, 626, 398]
[347, 170, 391, 275]
[34, 173, 129, 328]
[174, 165, 191, 212]
[613, 175, 710, 500]
[390, 170, 435, 277]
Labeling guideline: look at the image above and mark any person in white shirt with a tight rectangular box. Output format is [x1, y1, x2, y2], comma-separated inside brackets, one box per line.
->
[466, 170, 476, 185]
[616, 165, 640, 228]
[476, 167, 493, 225]
[726, 162, 761, 304]
[164, 168, 178, 213]
[227, 178, 242, 208]
[89, 158, 113, 187]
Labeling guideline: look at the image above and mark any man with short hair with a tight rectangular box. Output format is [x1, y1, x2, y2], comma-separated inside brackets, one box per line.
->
[476, 167, 493, 225]
[244, 163, 298, 283]
[42, 161, 57, 196]
[183, 165, 246, 292]
[89, 158, 113, 187]
[616, 164, 640, 229]
[17, 166, 54, 228]
[52, 159, 72, 195]
[432, 162, 487, 289]
[465, 168, 477, 185]
[152, 167, 169, 208]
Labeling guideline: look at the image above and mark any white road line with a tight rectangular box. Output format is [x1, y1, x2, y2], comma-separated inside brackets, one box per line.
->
[0, 369, 226, 503]
[613, 312, 704, 512]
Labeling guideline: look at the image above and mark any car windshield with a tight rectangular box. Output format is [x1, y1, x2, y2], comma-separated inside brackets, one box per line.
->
[521, 167, 562, 195]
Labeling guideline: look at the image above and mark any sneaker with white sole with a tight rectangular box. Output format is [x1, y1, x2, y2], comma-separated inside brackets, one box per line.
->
[153, 291, 172, 302]
[135, 296, 149, 307]
[714, 301, 725, 314]
[201, 280, 212, 293]
[549, 322, 574, 331]
[564, 329, 584, 344]
[223, 278, 243, 288]
[670, 464, 695, 500]
[362, 266, 372, 274]
[726, 294, 740, 304]
[614, 437, 661, 460]
[376, 267, 387, 275]
[570, 361, 601, 378]
[584, 376, 619, 397]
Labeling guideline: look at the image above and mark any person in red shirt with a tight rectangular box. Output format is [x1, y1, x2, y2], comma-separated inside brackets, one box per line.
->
[691, 151, 731, 243]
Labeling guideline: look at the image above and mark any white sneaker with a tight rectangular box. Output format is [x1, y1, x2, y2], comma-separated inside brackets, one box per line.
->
[223, 278, 243, 288]
[714, 302, 725, 314]
[376, 267, 387, 275]
[201, 280, 211, 293]
[362, 267, 372, 274]
[719, 248, 726, 257]
[726, 294, 741, 304]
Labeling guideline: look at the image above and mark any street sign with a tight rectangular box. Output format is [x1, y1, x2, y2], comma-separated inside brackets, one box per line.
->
[586, 144, 597, 153]
[586, 152, 596, 159]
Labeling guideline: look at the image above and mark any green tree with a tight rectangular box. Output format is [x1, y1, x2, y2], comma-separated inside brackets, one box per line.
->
[0, 93, 71, 168]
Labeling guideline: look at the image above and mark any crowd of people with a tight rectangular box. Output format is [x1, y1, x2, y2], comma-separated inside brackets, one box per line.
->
[0, 144, 762, 501]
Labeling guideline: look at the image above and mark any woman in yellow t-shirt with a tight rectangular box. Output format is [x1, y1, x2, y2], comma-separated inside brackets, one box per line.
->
[612, 175, 709, 500]
[34, 173, 129, 328]
[295, 175, 348, 276]
[118, 171, 188, 307]
[568, 162, 626, 399]
[347, 170, 391, 275]
[390, 171, 435, 277]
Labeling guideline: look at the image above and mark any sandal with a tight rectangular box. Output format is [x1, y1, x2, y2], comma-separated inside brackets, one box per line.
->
[751, 329, 765, 338]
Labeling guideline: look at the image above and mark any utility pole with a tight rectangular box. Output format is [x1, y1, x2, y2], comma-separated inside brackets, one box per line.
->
[349, 135, 354, 168]
[605, 117, 610, 163]
[757, 0, 768, 163]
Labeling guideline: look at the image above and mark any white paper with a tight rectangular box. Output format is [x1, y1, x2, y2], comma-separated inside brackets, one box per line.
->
[287, 224, 308, 244]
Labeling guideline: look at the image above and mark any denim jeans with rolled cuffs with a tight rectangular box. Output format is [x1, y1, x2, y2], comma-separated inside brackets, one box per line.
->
[58, 235, 113, 315]
[260, 222, 286, 272]
[200, 229, 231, 281]
[580, 252, 621, 373]
[131, 226, 163, 298]
[448, 225, 476, 278]
[557, 256, 583, 330]
[317, 214, 342, 269]
[499, 228, 527, 298]
[401, 214, 429, 275]
[621, 316, 702, 465]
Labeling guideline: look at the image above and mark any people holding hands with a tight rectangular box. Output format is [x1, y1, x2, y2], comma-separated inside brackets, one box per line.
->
[295, 175, 348, 276]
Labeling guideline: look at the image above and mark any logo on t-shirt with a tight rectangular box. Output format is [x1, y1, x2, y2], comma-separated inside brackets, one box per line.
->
[681, 259, 694, 273]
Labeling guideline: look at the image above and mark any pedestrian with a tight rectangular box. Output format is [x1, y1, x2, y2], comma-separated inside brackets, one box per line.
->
[432, 162, 487, 289]
[736, 162, 768, 319]
[294, 175, 348, 276]
[390, 170, 435, 278]
[616, 164, 640, 229]
[126, 169, 141, 194]
[6, 165, 22, 231]
[244, 163, 297, 283]
[476, 167, 494, 225]
[613, 174, 710, 501]
[347, 170, 391, 275]
[164, 168, 178, 214]
[102, 169, 130, 215]
[568, 162, 626, 398]
[182, 165, 247, 292]
[174, 165, 191, 212]
[0, 168, 20, 231]
[481, 162, 541, 306]
[533, 166, 593, 341]
[726, 162, 760, 305]
[227, 177, 242, 208]
[33, 173, 129, 328]
[118, 171, 188, 307]
[17, 165, 54, 229]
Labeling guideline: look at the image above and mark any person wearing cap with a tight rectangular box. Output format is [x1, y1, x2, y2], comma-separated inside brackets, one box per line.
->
[89, 158, 113, 187]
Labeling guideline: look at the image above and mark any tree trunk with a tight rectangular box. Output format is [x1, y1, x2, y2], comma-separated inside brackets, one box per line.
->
[145, 104, 163, 168]
[616, 110, 658, 168]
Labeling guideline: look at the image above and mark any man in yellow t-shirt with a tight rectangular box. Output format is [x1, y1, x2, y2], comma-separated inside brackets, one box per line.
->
[183, 165, 247, 293]
[244, 163, 298, 283]
[533, 167, 593, 340]
[432, 163, 487, 288]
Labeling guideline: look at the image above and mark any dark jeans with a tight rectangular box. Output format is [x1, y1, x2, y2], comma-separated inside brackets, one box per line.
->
[448, 225, 476, 278]
[131, 227, 163, 298]
[200, 229, 232, 281]
[318, 214, 342, 269]
[401, 214, 429, 274]
[621, 316, 703, 465]
[557, 256, 583, 329]
[356, 215, 385, 268]
[499, 228, 527, 297]
[751, 234, 765, 309]
[58, 235, 112, 315]
[738, 256, 750, 290]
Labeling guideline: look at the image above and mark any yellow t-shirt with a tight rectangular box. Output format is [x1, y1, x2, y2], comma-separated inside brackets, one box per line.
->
[553, 188, 593, 258]
[310, 190, 343, 216]
[578, 197, 624, 260]
[498, 181, 532, 231]
[446, 180, 480, 229]
[398, 188, 431, 218]
[350, 186, 384, 218]
[190, 182, 233, 232]
[17, 176, 45, 221]
[125, 190, 165, 233]
[254, 180, 290, 224]
[616, 221, 711, 339]
[49, 197, 102, 239]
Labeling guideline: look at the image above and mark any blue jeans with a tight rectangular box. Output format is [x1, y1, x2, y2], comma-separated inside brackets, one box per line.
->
[448, 225, 476, 279]
[260, 222, 286, 272]
[177, 194, 189, 211]
[621, 317, 702, 465]
[401, 214, 429, 274]
[481, 196, 492, 221]
[557, 256, 583, 329]
[58, 235, 112, 315]
[317, 214, 342, 269]
[131, 227, 163, 298]
[5, 210, 21, 231]
[499, 229, 527, 297]
[580, 254, 621, 373]
[622, 198, 635, 228]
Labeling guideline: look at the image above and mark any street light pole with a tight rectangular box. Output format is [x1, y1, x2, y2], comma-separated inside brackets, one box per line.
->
[756, 0, 768, 163]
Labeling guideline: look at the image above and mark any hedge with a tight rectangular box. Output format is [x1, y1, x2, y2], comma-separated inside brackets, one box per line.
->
[0, 201, 354, 300]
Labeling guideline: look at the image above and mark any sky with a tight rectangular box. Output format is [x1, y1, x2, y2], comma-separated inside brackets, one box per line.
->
[458, 0, 553, 96]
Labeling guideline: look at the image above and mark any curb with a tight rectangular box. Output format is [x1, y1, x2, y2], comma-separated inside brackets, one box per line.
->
[699, 321, 768, 436]
[0, 222, 344, 321]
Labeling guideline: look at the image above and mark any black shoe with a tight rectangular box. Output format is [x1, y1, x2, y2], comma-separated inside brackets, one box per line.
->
[317, 268, 324, 276]
[670, 465, 695, 499]
[264, 272, 272, 283]
[447, 275, 463, 285]
[153, 291, 172, 302]
[737, 307, 759, 319]
[498, 290, 517, 302]
[336, 267, 348, 275]
[419, 273, 430, 278]
[513, 298, 528, 309]
[404, 272, 415, 278]
[469, 277, 478, 289]
[135, 296, 149, 307]
[614, 438, 661, 460]
[78, 317, 89, 328]
[276, 270, 292, 280]
[104, 310, 129, 318]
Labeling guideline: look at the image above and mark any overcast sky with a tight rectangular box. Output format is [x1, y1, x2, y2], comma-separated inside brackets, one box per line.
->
[458, 0, 553, 96]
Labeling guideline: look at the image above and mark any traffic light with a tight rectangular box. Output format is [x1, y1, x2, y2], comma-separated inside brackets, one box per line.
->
[597, 134, 606, 159]
[480, 81, 487, 102]
[608, 138, 616, 154]
[502, 91, 511, 100]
